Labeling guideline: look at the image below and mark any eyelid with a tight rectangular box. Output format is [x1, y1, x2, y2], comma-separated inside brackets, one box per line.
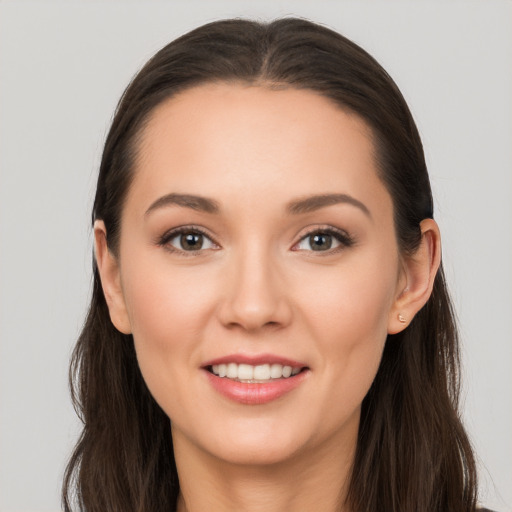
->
[157, 224, 355, 256]
[157, 225, 220, 257]
[292, 225, 355, 253]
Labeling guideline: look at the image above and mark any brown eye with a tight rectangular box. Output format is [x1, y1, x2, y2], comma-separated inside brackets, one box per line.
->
[179, 232, 204, 250]
[160, 228, 218, 254]
[308, 233, 333, 251]
[297, 231, 342, 252]
[294, 228, 354, 253]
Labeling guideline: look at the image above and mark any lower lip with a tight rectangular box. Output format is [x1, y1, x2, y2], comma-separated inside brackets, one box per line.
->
[204, 369, 309, 405]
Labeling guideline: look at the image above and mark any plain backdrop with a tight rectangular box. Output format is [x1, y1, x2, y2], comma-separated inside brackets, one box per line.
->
[1, 1, 511, 511]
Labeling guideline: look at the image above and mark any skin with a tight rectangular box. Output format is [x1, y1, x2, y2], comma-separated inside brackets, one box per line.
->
[95, 83, 440, 512]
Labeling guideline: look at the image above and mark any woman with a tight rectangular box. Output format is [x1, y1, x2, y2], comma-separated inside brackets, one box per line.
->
[62, 17, 486, 512]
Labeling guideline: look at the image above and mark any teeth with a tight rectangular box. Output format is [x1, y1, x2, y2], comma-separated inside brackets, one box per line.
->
[238, 364, 253, 380]
[270, 363, 283, 378]
[253, 364, 270, 380]
[226, 363, 238, 378]
[210, 363, 302, 381]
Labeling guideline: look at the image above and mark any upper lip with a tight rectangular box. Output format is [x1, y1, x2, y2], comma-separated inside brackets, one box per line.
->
[202, 353, 308, 368]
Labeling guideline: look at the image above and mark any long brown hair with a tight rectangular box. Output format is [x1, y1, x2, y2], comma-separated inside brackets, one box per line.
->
[63, 18, 478, 512]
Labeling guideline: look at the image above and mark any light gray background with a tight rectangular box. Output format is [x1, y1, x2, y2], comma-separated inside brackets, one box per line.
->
[1, 1, 511, 511]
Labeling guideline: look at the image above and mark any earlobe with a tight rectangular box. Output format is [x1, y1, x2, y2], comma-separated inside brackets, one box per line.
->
[94, 220, 132, 334]
[388, 219, 441, 334]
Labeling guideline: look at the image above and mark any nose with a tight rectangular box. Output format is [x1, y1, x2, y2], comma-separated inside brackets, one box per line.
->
[217, 245, 293, 332]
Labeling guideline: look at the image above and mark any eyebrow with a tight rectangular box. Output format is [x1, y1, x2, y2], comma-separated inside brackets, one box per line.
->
[286, 193, 371, 217]
[145, 192, 371, 218]
[145, 193, 220, 216]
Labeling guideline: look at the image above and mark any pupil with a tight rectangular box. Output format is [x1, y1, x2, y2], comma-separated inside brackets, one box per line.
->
[311, 233, 332, 251]
[181, 233, 202, 250]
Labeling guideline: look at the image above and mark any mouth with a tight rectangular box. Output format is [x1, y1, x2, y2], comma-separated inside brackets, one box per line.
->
[206, 363, 306, 383]
[201, 355, 310, 405]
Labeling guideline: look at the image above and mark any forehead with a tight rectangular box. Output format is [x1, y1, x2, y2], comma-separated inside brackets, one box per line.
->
[129, 83, 391, 220]
[137, 82, 375, 162]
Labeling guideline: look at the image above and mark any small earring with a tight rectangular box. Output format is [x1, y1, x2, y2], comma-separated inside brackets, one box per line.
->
[398, 314, 406, 324]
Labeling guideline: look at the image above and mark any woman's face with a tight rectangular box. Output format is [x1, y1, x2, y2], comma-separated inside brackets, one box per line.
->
[105, 83, 408, 465]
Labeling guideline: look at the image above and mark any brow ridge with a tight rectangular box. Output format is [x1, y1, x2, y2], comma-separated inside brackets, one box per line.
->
[145, 192, 370, 218]
[145, 193, 220, 216]
[286, 193, 371, 217]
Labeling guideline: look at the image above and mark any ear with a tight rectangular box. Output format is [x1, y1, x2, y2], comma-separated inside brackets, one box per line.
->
[94, 220, 132, 334]
[388, 219, 441, 334]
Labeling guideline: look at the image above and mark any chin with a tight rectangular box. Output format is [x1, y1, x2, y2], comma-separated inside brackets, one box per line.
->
[210, 437, 304, 467]
[172, 414, 308, 467]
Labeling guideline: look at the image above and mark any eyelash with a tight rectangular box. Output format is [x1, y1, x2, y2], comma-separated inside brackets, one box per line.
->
[294, 227, 355, 254]
[157, 225, 355, 257]
[157, 225, 218, 257]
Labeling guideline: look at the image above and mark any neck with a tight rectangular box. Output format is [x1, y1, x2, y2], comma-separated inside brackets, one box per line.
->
[173, 424, 357, 512]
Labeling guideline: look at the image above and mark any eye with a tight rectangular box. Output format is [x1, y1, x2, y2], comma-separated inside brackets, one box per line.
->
[294, 228, 354, 253]
[159, 227, 218, 255]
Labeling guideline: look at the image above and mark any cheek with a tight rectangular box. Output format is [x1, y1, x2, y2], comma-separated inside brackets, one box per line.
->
[120, 256, 217, 409]
[303, 251, 397, 343]
[123, 250, 217, 339]
[299, 252, 397, 414]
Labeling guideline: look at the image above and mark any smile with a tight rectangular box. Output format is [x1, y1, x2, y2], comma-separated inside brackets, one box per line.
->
[209, 363, 302, 382]
[202, 355, 310, 405]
